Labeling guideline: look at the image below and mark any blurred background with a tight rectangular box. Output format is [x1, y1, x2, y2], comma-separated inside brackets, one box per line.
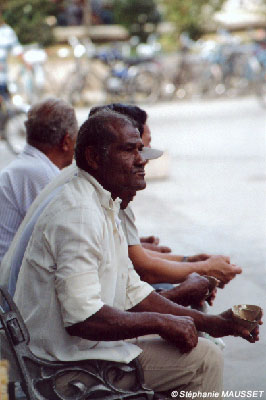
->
[1, 0, 266, 108]
[0, 0, 266, 396]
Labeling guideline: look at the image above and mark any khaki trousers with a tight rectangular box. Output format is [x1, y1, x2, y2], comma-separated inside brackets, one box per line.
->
[136, 336, 223, 399]
[55, 337, 223, 399]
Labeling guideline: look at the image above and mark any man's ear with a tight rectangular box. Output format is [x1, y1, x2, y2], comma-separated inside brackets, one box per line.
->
[61, 133, 72, 151]
[85, 146, 100, 170]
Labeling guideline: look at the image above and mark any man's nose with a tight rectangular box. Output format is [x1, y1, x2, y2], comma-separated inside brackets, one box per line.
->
[136, 150, 146, 165]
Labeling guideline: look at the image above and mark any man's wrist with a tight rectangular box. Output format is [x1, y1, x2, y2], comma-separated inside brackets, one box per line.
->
[192, 310, 211, 332]
[159, 287, 182, 303]
[194, 259, 209, 275]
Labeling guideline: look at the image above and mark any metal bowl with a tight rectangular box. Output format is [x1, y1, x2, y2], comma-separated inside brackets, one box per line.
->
[232, 304, 262, 332]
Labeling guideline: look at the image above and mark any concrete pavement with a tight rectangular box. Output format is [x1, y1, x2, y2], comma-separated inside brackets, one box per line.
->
[132, 97, 266, 396]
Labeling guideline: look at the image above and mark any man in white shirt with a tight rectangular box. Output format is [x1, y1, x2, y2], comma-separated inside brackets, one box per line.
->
[89, 103, 242, 287]
[14, 109, 260, 398]
[0, 97, 78, 262]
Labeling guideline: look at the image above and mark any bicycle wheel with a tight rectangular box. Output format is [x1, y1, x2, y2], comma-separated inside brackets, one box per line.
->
[15, 67, 36, 104]
[223, 54, 251, 97]
[128, 67, 161, 104]
[199, 64, 225, 98]
[62, 76, 85, 105]
[3, 109, 27, 154]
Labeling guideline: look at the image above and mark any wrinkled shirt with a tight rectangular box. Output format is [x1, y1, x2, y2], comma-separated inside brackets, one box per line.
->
[0, 144, 60, 262]
[14, 169, 153, 363]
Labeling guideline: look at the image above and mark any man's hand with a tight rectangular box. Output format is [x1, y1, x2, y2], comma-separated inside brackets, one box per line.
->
[141, 242, 172, 253]
[158, 314, 198, 353]
[140, 235, 160, 245]
[202, 255, 242, 285]
[140, 235, 172, 253]
[204, 309, 262, 343]
[160, 273, 212, 307]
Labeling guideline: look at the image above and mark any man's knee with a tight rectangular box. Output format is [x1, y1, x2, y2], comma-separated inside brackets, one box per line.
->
[136, 336, 223, 393]
[199, 338, 224, 371]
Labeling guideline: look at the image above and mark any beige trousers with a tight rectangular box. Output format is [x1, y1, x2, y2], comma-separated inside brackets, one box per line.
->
[54, 337, 223, 399]
[136, 336, 223, 399]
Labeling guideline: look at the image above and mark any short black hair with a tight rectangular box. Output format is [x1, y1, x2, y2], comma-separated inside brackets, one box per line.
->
[75, 109, 137, 171]
[89, 103, 147, 136]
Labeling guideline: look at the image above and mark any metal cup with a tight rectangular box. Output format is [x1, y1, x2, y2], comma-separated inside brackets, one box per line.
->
[231, 304, 263, 332]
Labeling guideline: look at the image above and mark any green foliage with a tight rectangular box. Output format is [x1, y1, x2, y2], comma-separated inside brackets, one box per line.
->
[163, 0, 225, 39]
[3, 0, 56, 46]
[113, 0, 161, 41]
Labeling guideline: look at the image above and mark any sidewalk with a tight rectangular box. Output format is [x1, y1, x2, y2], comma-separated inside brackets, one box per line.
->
[130, 98, 266, 395]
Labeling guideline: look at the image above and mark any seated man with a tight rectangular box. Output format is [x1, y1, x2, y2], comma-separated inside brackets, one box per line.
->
[90, 103, 242, 287]
[0, 98, 78, 263]
[13, 110, 260, 398]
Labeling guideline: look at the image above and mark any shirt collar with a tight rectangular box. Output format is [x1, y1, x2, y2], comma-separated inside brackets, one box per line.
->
[22, 144, 60, 174]
[77, 168, 121, 213]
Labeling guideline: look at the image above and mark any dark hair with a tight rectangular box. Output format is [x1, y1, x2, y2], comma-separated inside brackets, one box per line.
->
[75, 109, 136, 171]
[89, 103, 147, 136]
[25, 98, 78, 147]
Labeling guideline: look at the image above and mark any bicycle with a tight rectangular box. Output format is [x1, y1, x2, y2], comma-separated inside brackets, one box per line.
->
[167, 33, 223, 100]
[102, 51, 162, 104]
[0, 96, 28, 154]
[58, 37, 163, 106]
[198, 31, 266, 102]
[55, 36, 108, 106]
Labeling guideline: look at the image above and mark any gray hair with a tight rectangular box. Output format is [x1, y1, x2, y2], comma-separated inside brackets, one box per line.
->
[25, 98, 78, 146]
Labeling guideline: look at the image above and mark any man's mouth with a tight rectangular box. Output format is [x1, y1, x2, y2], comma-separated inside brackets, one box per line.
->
[134, 169, 145, 176]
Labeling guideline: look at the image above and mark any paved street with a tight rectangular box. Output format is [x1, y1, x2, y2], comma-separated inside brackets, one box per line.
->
[135, 97, 266, 395]
[0, 96, 265, 395]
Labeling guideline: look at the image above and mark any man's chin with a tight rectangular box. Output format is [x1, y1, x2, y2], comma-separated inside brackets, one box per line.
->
[132, 181, 146, 191]
[138, 181, 146, 191]
[123, 180, 146, 192]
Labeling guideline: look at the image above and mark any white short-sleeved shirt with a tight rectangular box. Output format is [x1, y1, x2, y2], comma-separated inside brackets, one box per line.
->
[119, 206, 140, 246]
[14, 169, 153, 363]
[0, 144, 60, 262]
[0, 166, 141, 296]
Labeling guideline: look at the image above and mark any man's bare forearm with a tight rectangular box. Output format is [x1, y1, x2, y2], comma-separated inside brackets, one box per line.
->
[66, 294, 204, 342]
[145, 248, 183, 261]
[66, 304, 164, 341]
[131, 291, 210, 332]
[66, 292, 260, 346]
[129, 245, 200, 283]
[66, 300, 200, 352]
[130, 291, 260, 343]
[129, 245, 242, 285]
